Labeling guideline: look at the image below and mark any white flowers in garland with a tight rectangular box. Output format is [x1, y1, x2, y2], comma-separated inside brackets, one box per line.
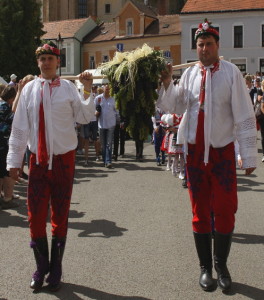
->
[99, 43, 166, 140]
[99, 44, 163, 96]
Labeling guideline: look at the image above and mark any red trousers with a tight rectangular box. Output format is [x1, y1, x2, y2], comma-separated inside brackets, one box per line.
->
[186, 143, 237, 234]
[27, 150, 75, 239]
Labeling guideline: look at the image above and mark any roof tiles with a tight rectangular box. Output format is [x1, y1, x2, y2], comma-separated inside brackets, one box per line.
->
[42, 18, 90, 39]
[84, 14, 181, 43]
[181, 0, 264, 13]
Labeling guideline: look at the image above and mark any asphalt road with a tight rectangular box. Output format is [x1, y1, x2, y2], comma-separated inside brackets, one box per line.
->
[0, 136, 264, 300]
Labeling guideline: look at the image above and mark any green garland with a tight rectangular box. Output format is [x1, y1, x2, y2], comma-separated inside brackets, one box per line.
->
[100, 44, 166, 140]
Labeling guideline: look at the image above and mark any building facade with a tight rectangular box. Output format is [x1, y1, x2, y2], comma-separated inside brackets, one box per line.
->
[82, 1, 181, 75]
[40, 0, 186, 22]
[180, 0, 264, 74]
[42, 17, 97, 75]
[40, 0, 97, 22]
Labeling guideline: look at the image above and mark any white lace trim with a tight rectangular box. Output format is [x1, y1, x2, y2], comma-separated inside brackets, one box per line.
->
[236, 117, 257, 168]
[239, 136, 257, 149]
[242, 156, 257, 169]
[236, 117, 256, 133]
[7, 126, 29, 169]
[10, 126, 25, 142]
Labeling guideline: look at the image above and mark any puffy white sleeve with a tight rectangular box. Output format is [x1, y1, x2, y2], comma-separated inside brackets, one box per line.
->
[231, 67, 257, 169]
[67, 81, 96, 124]
[6, 88, 30, 170]
[156, 71, 188, 115]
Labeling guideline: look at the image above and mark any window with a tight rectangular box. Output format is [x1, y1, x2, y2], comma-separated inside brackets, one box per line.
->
[163, 50, 171, 58]
[78, 0, 87, 18]
[90, 56, 95, 69]
[260, 59, 264, 75]
[262, 25, 264, 47]
[60, 48, 66, 68]
[126, 19, 133, 36]
[235, 64, 246, 73]
[191, 28, 197, 49]
[103, 55, 109, 62]
[105, 4, 111, 14]
[191, 27, 219, 49]
[234, 25, 243, 48]
[116, 43, 124, 52]
[231, 58, 246, 73]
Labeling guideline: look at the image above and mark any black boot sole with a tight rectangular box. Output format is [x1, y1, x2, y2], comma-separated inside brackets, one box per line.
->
[217, 279, 232, 292]
[30, 279, 44, 292]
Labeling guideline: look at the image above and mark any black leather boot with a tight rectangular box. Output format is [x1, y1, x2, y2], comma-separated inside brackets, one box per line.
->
[30, 237, 49, 291]
[46, 236, 66, 292]
[214, 231, 232, 292]
[193, 232, 215, 291]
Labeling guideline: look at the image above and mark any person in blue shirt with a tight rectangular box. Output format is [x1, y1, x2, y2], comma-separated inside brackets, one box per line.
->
[95, 84, 117, 168]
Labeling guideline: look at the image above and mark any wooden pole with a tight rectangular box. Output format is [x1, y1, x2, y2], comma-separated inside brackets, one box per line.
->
[60, 75, 107, 80]
[60, 56, 224, 80]
[172, 56, 224, 70]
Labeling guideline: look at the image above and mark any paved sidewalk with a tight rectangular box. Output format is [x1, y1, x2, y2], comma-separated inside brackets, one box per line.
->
[0, 138, 264, 300]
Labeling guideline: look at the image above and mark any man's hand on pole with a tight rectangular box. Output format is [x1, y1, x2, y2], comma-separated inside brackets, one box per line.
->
[160, 63, 173, 90]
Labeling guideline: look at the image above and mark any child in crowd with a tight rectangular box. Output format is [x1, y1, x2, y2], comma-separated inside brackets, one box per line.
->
[152, 107, 166, 166]
[161, 114, 184, 177]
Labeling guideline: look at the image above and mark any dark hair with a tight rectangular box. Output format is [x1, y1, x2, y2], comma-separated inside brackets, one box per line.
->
[1, 86, 16, 101]
[197, 32, 219, 42]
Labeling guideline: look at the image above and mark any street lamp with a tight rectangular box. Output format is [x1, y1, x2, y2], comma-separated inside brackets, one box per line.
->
[56, 33, 64, 76]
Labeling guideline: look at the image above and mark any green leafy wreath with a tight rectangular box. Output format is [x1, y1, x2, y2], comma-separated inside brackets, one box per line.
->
[100, 44, 166, 140]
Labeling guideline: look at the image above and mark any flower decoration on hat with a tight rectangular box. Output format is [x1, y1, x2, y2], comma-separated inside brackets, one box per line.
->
[194, 18, 219, 41]
[35, 43, 60, 58]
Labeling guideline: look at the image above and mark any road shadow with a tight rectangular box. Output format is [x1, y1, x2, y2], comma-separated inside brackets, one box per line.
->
[68, 219, 128, 238]
[39, 282, 152, 299]
[227, 282, 264, 299]
[68, 209, 86, 218]
[0, 207, 28, 228]
[75, 153, 164, 174]
[232, 233, 264, 244]
[236, 174, 264, 192]
[0, 206, 87, 230]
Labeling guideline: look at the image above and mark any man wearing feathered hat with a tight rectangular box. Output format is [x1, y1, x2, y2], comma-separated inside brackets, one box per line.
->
[6, 41, 95, 292]
[159, 19, 257, 292]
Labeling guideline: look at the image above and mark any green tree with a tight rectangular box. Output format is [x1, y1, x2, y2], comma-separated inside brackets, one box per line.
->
[0, 0, 45, 81]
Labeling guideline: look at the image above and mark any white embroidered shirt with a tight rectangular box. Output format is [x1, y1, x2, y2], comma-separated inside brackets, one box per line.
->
[7, 78, 95, 170]
[157, 60, 257, 168]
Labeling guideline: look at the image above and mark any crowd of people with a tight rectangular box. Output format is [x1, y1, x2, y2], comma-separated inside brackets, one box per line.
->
[0, 17, 264, 295]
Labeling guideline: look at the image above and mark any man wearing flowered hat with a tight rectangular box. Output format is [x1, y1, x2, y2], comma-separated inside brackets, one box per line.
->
[159, 19, 257, 292]
[6, 41, 95, 292]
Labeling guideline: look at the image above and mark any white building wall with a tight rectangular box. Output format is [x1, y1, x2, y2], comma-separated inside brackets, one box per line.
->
[180, 11, 264, 74]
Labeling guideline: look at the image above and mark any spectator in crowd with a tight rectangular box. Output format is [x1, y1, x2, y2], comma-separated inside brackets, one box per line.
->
[8, 74, 17, 89]
[244, 74, 257, 105]
[113, 111, 126, 161]
[0, 85, 18, 209]
[152, 107, 166, 166]
[255, 79, 264, 162]
[0, 83, 6, 95]
[95, 84, 117, 168]
[83, 85, 100, 165]
[255, 77, 262, 93]
[12, 74, 35, 112]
